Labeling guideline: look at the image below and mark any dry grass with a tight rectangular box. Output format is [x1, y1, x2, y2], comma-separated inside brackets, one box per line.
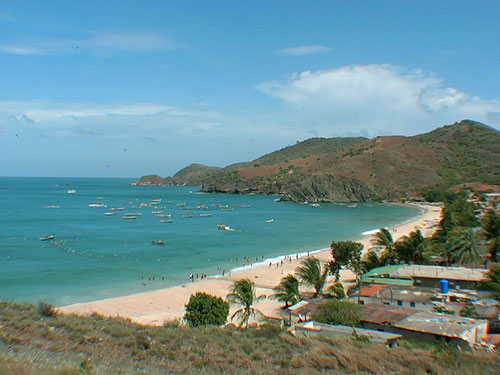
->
[1, 301, 499, 374]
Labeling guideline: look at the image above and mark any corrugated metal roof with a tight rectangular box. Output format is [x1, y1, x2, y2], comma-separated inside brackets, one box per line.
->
[363, 264, 408, 278]
[351, 283, 387, 297]
[362, 303, 417, 325]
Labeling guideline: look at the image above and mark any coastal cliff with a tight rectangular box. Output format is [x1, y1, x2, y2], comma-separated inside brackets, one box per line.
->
[133, 120, 500, 202]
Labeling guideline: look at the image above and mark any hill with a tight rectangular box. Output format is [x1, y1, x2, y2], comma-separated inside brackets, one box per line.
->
[134, 120, 500, 202]
[1, 301, 499, 375]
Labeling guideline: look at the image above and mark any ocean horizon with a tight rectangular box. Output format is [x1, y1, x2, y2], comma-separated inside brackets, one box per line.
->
[0, 177, 420, 306]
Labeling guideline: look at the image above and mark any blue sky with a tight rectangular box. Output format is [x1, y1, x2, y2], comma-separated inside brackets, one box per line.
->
[1, 1, 499, 177]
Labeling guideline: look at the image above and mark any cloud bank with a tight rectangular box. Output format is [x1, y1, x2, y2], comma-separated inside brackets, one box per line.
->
[257, 64, 500, 136]
[278, 45, 331, 56]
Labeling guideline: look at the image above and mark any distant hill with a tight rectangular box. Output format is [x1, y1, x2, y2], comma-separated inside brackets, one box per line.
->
[133, 120, 500, 202]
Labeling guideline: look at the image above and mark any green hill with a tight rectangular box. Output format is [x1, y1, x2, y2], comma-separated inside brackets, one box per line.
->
[133, 120, 500, 202]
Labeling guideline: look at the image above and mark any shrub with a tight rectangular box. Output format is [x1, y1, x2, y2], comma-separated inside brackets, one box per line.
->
[184, 292, 229, 327]
[38, 301, 57, 317]
[312, 300, 362, 327]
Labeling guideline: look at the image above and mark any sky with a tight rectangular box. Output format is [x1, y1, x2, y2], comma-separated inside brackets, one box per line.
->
[1, 1, 499, 178]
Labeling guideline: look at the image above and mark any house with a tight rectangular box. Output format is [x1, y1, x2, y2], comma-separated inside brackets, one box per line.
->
[349, 283, 485, 315]
[362, 265, 487, 290]
[290, 321, 402, 347]
[361, 303, 489, 350]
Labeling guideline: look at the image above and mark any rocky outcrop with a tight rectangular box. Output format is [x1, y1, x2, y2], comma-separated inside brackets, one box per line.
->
[131, 175, 172, 186]
[278, 174, 378, 203]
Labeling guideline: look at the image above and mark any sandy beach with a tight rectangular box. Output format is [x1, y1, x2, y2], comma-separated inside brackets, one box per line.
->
[60, 203, 442, 325]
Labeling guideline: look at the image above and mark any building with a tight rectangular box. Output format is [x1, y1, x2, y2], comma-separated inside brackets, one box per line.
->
[362, 265, 487, 290]
[361, 303, 489, 350]
[290, 321, 402, 347]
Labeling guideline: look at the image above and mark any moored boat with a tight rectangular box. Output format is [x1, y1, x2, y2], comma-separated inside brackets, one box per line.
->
[39, 235, 54, 241]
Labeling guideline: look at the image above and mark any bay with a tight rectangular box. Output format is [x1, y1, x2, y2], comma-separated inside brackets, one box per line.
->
[0, 177, 419, 306]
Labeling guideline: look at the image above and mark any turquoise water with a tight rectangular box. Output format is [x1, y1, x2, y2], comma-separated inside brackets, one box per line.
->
[0, 177, 420, 306]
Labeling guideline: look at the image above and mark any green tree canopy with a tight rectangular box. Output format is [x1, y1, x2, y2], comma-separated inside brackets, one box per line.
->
[311, 300, 363, 327]
[329, 240, 363, 280]
[184, 292, 230, 327]
[448, 226, 485, 266]
[226, 278, 266, 328]
[295, 256, 328, 298]
[476, 266, 500, 300]
[482, 209, 500, 262]
[272, 274, 300, 307]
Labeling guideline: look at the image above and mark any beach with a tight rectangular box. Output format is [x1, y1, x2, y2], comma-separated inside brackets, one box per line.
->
[60, 203, 442, 325]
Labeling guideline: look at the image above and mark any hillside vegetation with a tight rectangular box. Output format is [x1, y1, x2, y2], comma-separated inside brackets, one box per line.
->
[134, 120, 500, 202]
[1, 301, 499, 375]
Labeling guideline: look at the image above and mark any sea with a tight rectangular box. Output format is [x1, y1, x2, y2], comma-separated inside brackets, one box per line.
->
[0, 177, 420, 306]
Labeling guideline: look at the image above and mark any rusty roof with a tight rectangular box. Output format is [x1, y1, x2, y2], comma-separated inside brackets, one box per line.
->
[351, 283, 387, 297]
[362, 303, 419, 326]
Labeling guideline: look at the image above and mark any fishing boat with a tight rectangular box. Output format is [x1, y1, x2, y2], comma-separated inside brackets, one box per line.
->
[88, 203, 106, 208]
[121, 215, 137, 220]
[45, 205, 60, 209]
[66, 189, 76, 194]
[152, 240, 165, 245]
[104, 212, 117, 216]
[39, 235, 54, 241]
[265, 219, 274, 223]
[199, 213, 212, 217]
[160, 219, 173, 223]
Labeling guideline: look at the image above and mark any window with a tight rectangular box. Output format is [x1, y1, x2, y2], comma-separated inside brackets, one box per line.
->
[397, 300, 403, 306]
[410, 302, 416, 308]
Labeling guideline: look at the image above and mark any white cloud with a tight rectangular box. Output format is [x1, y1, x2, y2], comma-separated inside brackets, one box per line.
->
[0, 31, 179, 55]
[278, 45, 331, 56]
[257, 64, 500, 136]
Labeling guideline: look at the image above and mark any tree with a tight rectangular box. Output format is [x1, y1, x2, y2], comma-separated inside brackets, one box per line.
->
[329, 240, 364, 280]
[272, 274, 300, 307]
[311, 300, 363, 327]
[370, 228, 397, 265]
[476, 266, 500, 300]
[326, 282, 346, 299]
[295, 256, 328, 298]
[482, 209, 500, 262]
[226, 279, 266, 328]
[394, 230, 429, 264]
[448, 226, 485, 266]
[184, 292, 229, 327]
[360, 250, 381, 273]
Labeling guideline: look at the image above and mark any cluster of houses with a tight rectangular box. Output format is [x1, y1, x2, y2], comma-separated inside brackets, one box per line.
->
[285, 265, 500, 351]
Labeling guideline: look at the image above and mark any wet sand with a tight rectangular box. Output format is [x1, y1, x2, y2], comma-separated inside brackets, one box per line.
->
[60, 203, 442, 325]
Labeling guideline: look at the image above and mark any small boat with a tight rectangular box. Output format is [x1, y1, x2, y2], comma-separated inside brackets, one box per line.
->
[156, 214, 171, 218]
[265, 219, 274, 223]
[88, 203, 106, 208]
[348, 203, 358, 208]
[39, 235, 54, 241]
[221, 208, 234, 211]
[183, 214, 193, 218]
[109, 207, 124, 211]
[217, 224, 235, 231]
[200, 213, 212, 217]
[66, 190, 76, 194]
[45, 205, 60, 209]
[310, 203, 321, 208]
[122, 215, 137, 220]
[104, 212, 117, 216]
[124, 213, 141, 216]
[160, 219, 173, 223]
[152, 240, 165, 245]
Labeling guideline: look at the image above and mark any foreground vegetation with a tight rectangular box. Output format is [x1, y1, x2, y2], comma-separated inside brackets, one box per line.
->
[1, 301, 499, 375]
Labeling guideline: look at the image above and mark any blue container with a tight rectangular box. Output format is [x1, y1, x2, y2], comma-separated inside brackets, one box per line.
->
[440, 279, 449, 293]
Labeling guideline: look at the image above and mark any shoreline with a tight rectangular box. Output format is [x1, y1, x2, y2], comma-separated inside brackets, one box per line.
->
[59, 203, 442, 325]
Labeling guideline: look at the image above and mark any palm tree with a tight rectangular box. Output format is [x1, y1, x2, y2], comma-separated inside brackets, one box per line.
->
[476, 266, 500, 300]
[448, 226, 485, 266]
[371, 228, 397, 265]
[394, 230, 429, 264]
[272, 274, 300, 307]
[226, 278, 266, 328]
[295, 256, 328, 298]
[482, 209, 500, 262]
[327, 282, 346, 299]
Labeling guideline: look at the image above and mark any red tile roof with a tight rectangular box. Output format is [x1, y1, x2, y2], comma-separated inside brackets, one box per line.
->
[351, 283, 387, 297]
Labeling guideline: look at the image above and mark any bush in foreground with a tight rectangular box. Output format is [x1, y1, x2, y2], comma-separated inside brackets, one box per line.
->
[312, 299, 362, 327]
[184, 292, 229, 327]
[38, 301, 57, 317]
